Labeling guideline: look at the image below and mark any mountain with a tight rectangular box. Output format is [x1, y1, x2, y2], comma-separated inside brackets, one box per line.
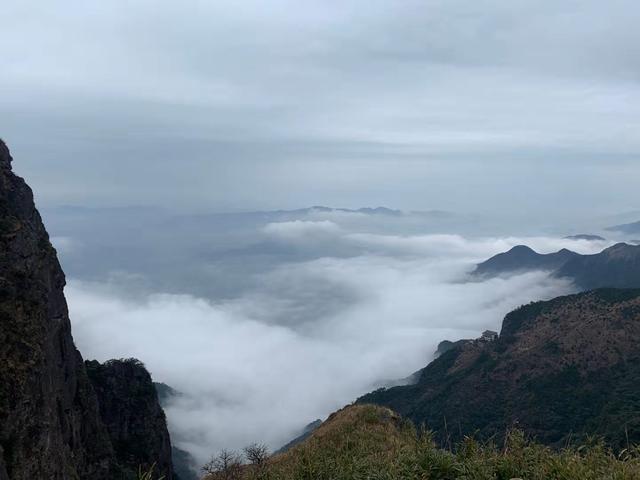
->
[359, 289, 640, 447]
[310, 206, 403, 216]
[85, 359, 175, 479]
[475, 242, 640, 290]
[555, 243, 640, 290]
[473, 245, 579, 276]
[0, 140, 175, 479]
[563, 234, 605, 241]
[606, 220, 640, 234]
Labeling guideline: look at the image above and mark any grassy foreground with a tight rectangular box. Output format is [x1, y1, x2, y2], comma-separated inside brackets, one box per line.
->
[204, 404, 640, 480]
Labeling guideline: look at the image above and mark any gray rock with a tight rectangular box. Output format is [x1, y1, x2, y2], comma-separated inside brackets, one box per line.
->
[0, 139, 117, 478]
[86, 358, 175, 479]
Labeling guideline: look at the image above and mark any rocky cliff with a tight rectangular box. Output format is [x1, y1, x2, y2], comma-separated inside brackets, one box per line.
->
[0, 140, 120, 479]
[86, 359, 175, 479]
[0, 140, 175, 479]
[360, 289, 640, 447]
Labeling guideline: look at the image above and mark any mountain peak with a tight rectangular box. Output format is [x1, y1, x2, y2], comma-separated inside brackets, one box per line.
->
[601, 242, 640, 259]
[509, 245, 536, 253]
[0, 139, 12, 170]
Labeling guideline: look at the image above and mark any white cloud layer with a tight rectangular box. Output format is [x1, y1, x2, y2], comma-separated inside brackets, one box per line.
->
[66, 228, 600, 466]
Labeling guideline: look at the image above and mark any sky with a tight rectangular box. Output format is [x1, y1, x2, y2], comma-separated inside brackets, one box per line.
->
[2, 0, 640, 218]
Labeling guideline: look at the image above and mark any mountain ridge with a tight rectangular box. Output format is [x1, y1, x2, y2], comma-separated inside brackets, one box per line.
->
[473, 245, 580, 276]
[475, 242, 640, 290]
[359, 288, 640, 447]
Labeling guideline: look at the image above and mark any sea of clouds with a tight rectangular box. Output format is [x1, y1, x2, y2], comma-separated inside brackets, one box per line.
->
[57, 212, 611, 466]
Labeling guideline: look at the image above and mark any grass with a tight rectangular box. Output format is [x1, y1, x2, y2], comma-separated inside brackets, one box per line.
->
[137, 463, 164, 480]
[204, 405, 640, 480]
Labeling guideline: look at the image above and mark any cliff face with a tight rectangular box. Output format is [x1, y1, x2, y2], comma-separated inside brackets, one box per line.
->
[360, 289, 640, 447]
[86, 359, 175, 479]
[0, 140, 117, 479]
[0, 140, 176, 479]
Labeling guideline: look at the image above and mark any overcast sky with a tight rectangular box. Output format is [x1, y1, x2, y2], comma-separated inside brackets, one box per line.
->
[2, 0, 639, 218]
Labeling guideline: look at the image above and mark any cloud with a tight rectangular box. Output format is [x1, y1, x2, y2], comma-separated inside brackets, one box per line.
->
[67, 228, 581, 466]
[263, 220, 342, 243]
[2, 1, 640, 216]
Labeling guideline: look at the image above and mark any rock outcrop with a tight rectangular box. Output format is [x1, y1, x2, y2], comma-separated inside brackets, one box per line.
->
[86, 359, 175, 479]
[0, 140, 175, 479]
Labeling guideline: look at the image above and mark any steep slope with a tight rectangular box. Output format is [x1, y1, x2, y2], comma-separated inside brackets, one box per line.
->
[0, 140, 177, 479]
[360, 289, 640, 447]
[85, 358, 175, 479]
[555, 243, 640, 289]
[473, 245, 579, 276]
[0, 140, 117, 479]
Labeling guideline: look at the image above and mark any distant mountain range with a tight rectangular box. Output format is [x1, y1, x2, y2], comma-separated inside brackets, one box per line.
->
[360, 289, 640, 447]
[287, 206, 403, 216]
[163, 205, 453, 227]
[474, 242, 640, 290]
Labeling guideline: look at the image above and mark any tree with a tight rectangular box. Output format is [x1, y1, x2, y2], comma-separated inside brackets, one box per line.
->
[243, 443, 269, 467]
[202, 449, 243, 480]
